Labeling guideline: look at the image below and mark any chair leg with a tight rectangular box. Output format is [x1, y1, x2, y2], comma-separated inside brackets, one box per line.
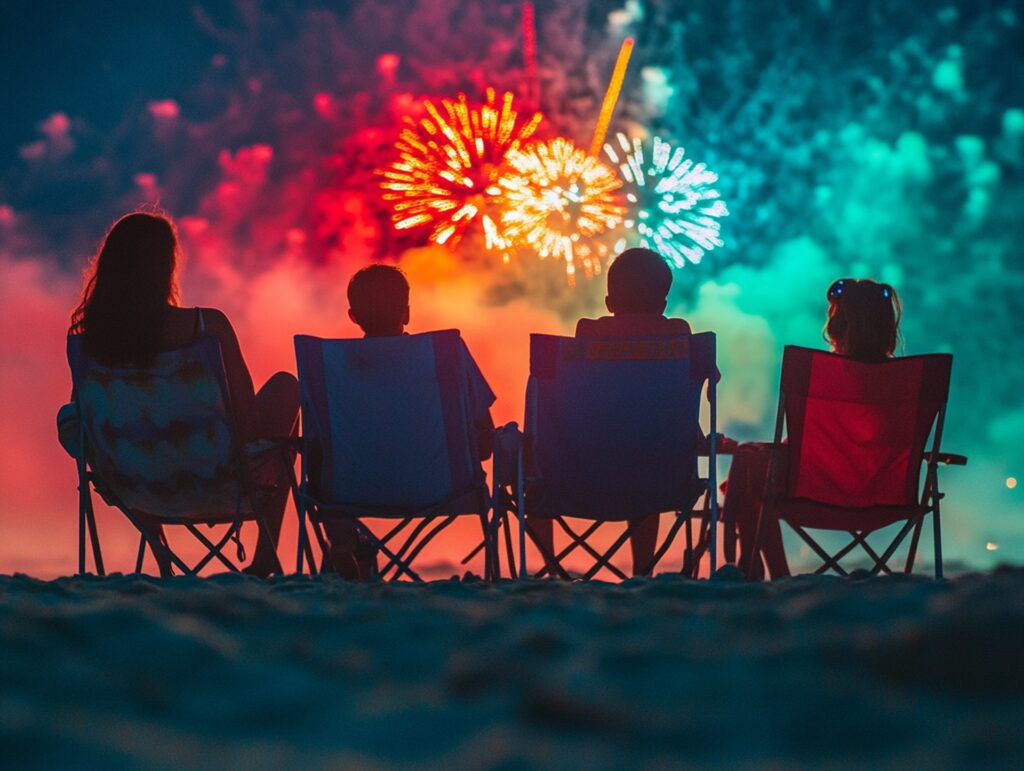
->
[637, 511, 689, 577]
[932, 503, 944, 580]
[682, 513, 696, 577]
[84, 492, 105, 576]
[134, 536, 147, 574]
[502, 509, 518, 579]
[296, 505, 308, 574]
[905, 519, 923, 575]
[78, 495, 87, 575]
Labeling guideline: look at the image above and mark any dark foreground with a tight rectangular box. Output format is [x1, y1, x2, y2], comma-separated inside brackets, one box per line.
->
[2, 568, 1023, 769]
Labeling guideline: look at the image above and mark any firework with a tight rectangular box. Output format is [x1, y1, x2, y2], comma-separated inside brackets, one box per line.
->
[521, 2, 538, 107]
[590, 37, 634, 156]
[378, 89, 543, 248]
[604, 133, 729, 267]
[499, 137, 625, 281]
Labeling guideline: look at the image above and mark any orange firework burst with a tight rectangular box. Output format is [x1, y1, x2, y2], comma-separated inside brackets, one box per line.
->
[499, 138, 625, 281]
[378, 89, 543, 248]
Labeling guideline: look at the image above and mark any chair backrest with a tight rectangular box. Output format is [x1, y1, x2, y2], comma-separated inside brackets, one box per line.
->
[780, 346, 952, 508]
[67, 335, 244, 517]
[294, 330, 483, 509]
[526, 332, 716, 518]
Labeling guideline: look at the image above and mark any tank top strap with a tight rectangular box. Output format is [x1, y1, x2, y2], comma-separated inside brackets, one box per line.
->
[193, 307, 206, 339]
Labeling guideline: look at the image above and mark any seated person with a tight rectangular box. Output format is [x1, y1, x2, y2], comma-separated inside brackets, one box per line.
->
[527, 247, 717, 577]
[63, 212, 298, 578]
[320, 264, 495, 578]
[727, 278, 903, 580]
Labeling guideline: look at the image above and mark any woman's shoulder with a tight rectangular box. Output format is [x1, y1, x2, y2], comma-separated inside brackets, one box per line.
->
[194, 307, 233, 333]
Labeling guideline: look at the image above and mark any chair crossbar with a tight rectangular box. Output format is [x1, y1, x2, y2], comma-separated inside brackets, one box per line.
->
[350, 518, 422, 581]
[299, 480, 489, 581]
[581, 522, 636, 581]
[522, 506, 707, 581]
[184, 522, 245, 574]
[787, 513, 927, 577]
[538, 519, 623, 580]
[383, 515, 458, 580]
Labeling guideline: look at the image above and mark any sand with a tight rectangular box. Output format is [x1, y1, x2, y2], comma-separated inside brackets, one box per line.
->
[2, 568, 1023, 769]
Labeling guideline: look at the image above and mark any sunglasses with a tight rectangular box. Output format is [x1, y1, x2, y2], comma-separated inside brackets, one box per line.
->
[827, 278, 892, 301]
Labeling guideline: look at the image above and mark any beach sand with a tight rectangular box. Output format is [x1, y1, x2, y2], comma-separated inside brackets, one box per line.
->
[2, 569, 1023, 769]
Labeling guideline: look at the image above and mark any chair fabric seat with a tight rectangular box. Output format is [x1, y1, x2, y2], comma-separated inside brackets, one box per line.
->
[775, 497, 926, 533]
[305, 484, 488, 521]
[525, 479, 709, 521]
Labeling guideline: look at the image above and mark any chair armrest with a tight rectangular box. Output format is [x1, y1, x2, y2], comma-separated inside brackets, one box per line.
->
[924, 451, 968, 466]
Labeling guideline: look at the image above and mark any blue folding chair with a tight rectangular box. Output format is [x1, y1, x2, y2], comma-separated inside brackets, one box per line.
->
[293, 330, 496, 581]
[494, 332, 720, 580]
[66, 335, 292, 576]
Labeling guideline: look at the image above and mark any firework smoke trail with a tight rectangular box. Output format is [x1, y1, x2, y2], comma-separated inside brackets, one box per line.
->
[521, 3, 538, 107]
[499, 137, 624, 282]
[378, 89, 543, 251]
[590, 37, 634, 157]
[604, 133, 729, 267]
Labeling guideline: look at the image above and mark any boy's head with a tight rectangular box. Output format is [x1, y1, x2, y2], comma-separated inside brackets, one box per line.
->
[605, 247, 672, 314]
[347, 264, 410, 336]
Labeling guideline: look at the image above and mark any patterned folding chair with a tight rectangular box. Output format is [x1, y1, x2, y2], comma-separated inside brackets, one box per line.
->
[494, 332, 719, 580]
[750, 346, 967, 578]
[67, 335, 292, 576]
[293, 331, 495, 581]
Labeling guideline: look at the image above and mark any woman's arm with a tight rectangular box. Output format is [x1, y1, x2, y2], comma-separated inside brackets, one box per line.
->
[202, 308, 260, 442]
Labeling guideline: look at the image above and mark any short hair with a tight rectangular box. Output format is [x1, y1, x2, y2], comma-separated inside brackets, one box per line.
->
[824, 278, 902, 360]
[606, 247, 673, 312]
[347, 264, 409, 334]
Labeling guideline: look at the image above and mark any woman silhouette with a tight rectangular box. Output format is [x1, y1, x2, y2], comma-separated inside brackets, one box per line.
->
[69, 211, 298, 576]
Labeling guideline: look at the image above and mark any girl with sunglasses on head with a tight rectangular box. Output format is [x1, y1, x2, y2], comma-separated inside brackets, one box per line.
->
[725, 278, 902, 580]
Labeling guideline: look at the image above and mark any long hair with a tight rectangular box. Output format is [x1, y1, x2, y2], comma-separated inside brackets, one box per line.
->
[824, 278, 902, 360]
[70, 212, 181, 365]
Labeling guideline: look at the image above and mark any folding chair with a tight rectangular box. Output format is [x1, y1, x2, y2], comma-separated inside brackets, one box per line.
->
[293, 331, 495, 581]
[750, 346, 966, 579]
[494, 332, 719, 580]
[67, 335, 292, 576]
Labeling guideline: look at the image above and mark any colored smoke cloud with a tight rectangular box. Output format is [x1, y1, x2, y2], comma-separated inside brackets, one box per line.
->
[1, 0, 1022, 575]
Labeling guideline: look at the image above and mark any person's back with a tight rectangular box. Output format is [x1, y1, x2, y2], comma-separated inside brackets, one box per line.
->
[319, 264, 495, 578]
[531, 247, 701, 577]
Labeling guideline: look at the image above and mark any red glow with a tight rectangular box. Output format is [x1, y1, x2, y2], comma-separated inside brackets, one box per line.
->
[313, 92, 335, 118]
[147, 100, 180, 120]
[376, 53, 400, 82]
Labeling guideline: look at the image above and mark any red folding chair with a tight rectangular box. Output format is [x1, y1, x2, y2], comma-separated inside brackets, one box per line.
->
[750, 346, 966, 578]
